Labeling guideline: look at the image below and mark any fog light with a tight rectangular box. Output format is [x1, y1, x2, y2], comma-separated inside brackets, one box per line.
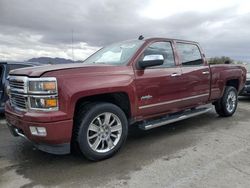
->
[30, 126, 47, 136]
[44, 98, 57, 108]
[30, 97, 58, 110]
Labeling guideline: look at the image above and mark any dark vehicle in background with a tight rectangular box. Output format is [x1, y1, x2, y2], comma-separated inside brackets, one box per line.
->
[240, 64, 250, 96]
[0, 62, 42, 113]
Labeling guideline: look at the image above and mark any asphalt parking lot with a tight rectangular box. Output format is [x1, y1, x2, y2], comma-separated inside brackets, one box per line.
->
[0, 97, 250, 188]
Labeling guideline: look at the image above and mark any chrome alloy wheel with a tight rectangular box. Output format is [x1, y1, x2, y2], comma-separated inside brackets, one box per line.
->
[226, 90, 237, 113]
[87, 112, 122, 153]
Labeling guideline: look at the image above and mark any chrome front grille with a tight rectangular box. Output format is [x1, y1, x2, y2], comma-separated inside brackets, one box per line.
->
[8, 76, 28, 111]
[10, 93, 27, 110]
[9, 79, 25, 89]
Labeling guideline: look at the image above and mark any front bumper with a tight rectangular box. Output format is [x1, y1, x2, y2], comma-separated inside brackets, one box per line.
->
[7, 123, 70, 155]
[5, 102, 73, 155]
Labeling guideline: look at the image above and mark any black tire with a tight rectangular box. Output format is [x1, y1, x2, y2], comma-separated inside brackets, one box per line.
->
[73, 102, 128, 161]
[214, 86, 238, 117]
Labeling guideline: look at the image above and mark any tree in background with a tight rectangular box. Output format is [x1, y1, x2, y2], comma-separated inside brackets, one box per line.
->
[208, 56, 233, 64]
[208, 56, 244, 65]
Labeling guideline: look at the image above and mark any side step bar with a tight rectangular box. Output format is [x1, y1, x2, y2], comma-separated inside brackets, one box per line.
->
[139, 107, 212, 130]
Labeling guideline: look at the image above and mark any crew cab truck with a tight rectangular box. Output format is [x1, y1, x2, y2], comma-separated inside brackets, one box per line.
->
[5, 37, 246, 161]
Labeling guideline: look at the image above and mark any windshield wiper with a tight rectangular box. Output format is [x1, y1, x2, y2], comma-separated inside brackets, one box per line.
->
[92, 62, 107, 64]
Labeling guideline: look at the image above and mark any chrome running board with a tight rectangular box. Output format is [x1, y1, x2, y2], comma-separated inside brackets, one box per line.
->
[139, 107, 212, 130]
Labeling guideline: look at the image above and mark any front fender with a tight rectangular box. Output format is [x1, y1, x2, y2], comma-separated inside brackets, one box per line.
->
[58, 74, 137, 119]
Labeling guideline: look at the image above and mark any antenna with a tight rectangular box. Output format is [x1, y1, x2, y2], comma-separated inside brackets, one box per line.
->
[138, 35, 144, 40]
[71, 29, 75, 61]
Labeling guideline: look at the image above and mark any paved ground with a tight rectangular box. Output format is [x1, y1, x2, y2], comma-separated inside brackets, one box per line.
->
[0, 97, 250, 188]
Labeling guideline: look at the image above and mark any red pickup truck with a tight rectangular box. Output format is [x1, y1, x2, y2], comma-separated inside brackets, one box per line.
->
[5, 37, 246, 161]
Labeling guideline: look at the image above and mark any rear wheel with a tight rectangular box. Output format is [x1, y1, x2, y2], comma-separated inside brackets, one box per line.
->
[74, 102, 128, 161]
[214, 86, 238, 117]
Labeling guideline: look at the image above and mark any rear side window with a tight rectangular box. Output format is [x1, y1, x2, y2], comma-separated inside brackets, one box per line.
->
[142, 41, 175, 68]
[176, 43, 203, 66]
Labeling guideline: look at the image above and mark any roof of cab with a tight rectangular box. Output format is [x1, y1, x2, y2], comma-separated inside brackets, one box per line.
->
[143, 37, 199, 44]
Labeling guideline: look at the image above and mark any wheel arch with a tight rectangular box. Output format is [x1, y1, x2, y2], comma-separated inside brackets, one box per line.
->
[73, 92, 132, 120]
[226, 79, 239, 91]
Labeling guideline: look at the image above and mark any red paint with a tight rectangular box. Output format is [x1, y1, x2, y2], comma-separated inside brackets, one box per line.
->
[5, 38, 247, 148]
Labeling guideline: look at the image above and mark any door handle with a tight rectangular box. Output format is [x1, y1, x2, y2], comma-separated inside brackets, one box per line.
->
[171, 73, 182, 77]
[202, 71, 209, 75]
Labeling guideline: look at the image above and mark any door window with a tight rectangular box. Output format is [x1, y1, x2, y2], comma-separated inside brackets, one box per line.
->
[176, 43, 203, 66]
[141, 42, 175, 67]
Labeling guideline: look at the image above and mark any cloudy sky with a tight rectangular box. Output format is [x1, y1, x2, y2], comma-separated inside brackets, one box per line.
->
[0, 0, 250, 62]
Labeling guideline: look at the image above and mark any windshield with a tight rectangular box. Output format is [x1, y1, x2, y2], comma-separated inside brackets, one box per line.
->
[83, 40, 144, 65]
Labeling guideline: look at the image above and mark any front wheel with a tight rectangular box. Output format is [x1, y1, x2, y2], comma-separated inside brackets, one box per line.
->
[74, 102, 128, 161]
[214, 86, 238, 117]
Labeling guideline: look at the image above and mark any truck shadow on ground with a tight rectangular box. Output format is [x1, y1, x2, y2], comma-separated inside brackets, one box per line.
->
[2, 106, 248, 187]
[239, 96, 250, 102]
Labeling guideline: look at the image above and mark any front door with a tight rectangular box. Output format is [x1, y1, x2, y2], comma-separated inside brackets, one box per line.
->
[134, 41, 185, 117]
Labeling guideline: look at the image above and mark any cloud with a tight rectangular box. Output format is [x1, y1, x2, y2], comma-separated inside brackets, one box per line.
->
[0, 0, 250, 62]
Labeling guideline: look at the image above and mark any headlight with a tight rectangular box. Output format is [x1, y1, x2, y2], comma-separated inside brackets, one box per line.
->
[28, 77, 58, 111]
[29, 96, 58, 110]
[28, 77, 57, 94]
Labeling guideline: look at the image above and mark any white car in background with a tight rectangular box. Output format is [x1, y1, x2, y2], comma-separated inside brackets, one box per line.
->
[240, 64, 250, 96]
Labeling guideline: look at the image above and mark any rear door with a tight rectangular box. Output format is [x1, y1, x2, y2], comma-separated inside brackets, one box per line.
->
[134, 41, 184, 117]
[175, 42, 210, 107]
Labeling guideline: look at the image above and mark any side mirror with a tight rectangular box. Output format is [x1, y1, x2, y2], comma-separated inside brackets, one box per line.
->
[138, 54, 164, 69]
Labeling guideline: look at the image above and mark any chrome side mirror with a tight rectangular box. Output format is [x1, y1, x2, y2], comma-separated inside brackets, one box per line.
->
[138, 54, 164, 69]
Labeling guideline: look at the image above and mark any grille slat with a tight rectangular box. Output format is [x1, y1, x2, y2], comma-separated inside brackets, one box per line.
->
[9, 81, 24, 87]
[11, 98, 26, 106]
[11, 101, 26, 109]
[11, 93, 26, 99]
[9, 81, 24, 85]
[9, 83, 24, 89]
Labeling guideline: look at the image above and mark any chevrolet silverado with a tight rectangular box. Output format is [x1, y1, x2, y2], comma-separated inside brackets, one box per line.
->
[5, 37, 246, 161]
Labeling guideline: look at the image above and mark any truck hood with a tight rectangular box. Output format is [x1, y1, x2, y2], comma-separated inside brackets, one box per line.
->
[9, 63, 113, 77]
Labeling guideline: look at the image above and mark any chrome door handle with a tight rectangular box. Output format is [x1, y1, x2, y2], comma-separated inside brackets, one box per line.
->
[171, 73, 182, 77]
[202, 71, 209, 75]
